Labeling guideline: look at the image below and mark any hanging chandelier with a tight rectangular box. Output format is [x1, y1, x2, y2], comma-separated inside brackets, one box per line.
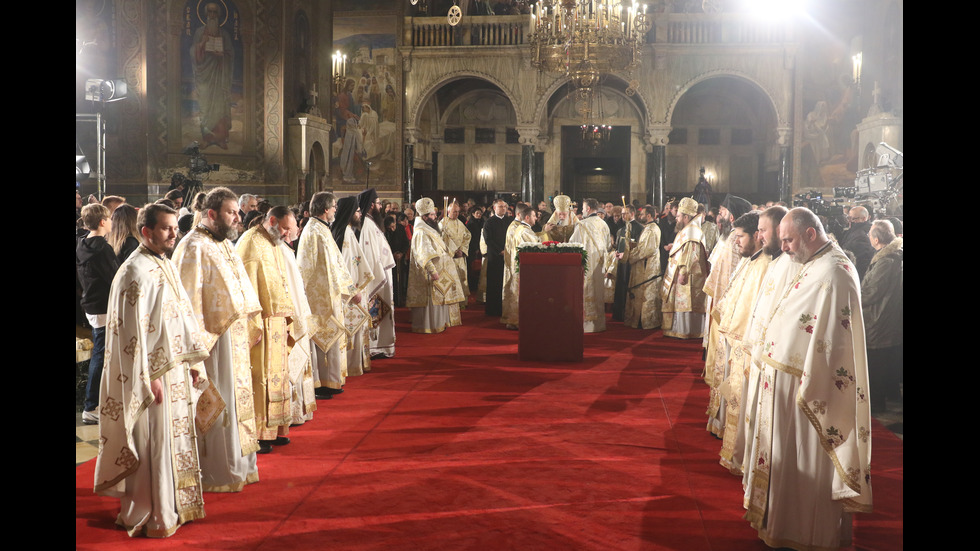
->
[529, 0, 651, 93]
[580, 85, 612, 150]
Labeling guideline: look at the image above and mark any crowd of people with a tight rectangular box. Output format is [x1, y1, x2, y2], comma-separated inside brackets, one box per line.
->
[76, 184, 901, 549]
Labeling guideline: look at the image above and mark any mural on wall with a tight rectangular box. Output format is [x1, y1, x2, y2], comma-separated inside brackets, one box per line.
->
[180, 0, 245, 154]
[332, 14, 398, 187]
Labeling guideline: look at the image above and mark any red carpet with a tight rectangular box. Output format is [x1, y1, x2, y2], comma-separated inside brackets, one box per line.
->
[76, 304, 903, 550]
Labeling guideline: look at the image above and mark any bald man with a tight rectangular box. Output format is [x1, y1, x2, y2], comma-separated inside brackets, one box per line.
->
[839, 206, 874, 279]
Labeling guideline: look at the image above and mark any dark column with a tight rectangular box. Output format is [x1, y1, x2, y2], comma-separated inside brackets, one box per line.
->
[647, 144, 665, 210]
[405, 143, 414, 206]
[521, 144, 534, 204]
[778, 145, 791, 204]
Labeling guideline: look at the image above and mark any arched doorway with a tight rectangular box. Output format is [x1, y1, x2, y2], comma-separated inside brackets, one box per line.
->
[667, 76, 779, 203]
[414, 77, 519, 203]
[544, 78, 647, 205]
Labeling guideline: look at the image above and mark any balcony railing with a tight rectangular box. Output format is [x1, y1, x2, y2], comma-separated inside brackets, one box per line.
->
[405, 13, 792, 48]
[407, 15, 528, 47]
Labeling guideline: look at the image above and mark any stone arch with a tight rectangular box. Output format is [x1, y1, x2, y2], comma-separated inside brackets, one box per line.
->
[663, 69, 783, 128]
[534, 73, 649, 131]
[408, 71, 520, 132]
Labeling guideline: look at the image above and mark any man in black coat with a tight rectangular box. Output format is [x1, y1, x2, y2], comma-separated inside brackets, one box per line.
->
[481, 199, 513, 317]
[840, 206, 876, 280]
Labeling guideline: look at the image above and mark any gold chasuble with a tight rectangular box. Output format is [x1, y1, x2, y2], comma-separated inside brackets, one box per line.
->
[569, 214, 611, 333]
[703, 235, 742, 391]
[621, 222, 662, 329]
[95, 246, 209, 537]
[501, 220, 541, 327]
[173, 225, 263, 492]
[713, 249, 771, 474]
[661, 220, 707, 338]
[236, 225, 296, 441]
[296, 218, 356, 358]
[439, 216, 472, 304]
[743, 243, 872, 551]
[407, 218, 464, 332]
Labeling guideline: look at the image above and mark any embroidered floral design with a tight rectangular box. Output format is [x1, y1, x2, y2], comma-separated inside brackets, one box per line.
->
[810, 400, 827, 414]
[840, 305, 851, 330]
[833, 366, 854, 391]
[765, 341, 775, 358]
[856, 386, 867, 402]
[859, 426, 870, 443]
[798, 313, 816, 334]
[825, 426, 846, 448]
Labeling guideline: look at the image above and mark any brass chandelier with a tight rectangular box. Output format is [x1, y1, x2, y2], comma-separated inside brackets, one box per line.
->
[529, 0, 651, 92]
[530, 0, 650, 144]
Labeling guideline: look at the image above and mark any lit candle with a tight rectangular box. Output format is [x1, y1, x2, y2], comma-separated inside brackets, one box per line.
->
[621, 195, 626, 207]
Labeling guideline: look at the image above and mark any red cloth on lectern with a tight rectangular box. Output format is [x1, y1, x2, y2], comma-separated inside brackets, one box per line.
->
[518, 252, 584, 361]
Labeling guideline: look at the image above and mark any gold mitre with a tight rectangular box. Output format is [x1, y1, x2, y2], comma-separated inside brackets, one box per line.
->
[678, 197, 698, 217]
[553, 195, 572, 213]
[415, 197, 436, 216]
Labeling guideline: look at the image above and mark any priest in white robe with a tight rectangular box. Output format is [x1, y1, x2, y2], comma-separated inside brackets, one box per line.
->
[336, 196, 376, 377]
[357, 188, 396, 358]
[297, 192, 359, 399]
[95, 204, 209, 538]
[743, 208, 872, 551]
[172, 187, 262, 492]
[407, 197, 464, 333]
[568, 198, 611, 333]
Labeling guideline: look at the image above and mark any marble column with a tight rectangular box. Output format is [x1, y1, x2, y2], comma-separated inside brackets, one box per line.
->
[645, 126, 670, 210]
[517, 126, 539, 205]
[404, 127, 421, 206]
[776, 126, 792, 204]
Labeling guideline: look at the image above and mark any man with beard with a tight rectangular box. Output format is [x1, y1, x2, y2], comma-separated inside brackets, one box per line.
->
[297, 192, 360, 399]
[661, 197, 708, 339]
[542, 194, 577, 242]
[335, 197, 375, 378]
[191, 2, 234, 150]
[703, 193, 752, 436]
[501, 203, 542, 330]
[481, 199, 513, 317]
[569, 198, 611, 333]
[616, 205, 662, 329]
[705, 212, 770, 473]
[357, 188, 397, 359]
[407, 198, 464, 333]
[94, 204, 209, 537]
[742, 208, 872, 550]
[718, 207, 786, 475]
[173, 187, 263, 488]
[236, 207, 301, 453]
[439, 200, 471, 309]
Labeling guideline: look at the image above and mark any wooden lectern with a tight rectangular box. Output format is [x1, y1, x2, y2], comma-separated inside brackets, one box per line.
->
[518, 252, 584, 361]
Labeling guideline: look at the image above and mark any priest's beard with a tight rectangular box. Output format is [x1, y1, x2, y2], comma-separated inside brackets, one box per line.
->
[424, 217, 440, 231]
[788, 241, 813, 264]
[215, 217, 239, 241]
[267, 223, 283, 246]
[370, 206, 385, 229]
[718, 218, 732, 239]
[675, 218, 687, 232]
[764, 239, 781, 257]
[350, 216, 362, 232]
